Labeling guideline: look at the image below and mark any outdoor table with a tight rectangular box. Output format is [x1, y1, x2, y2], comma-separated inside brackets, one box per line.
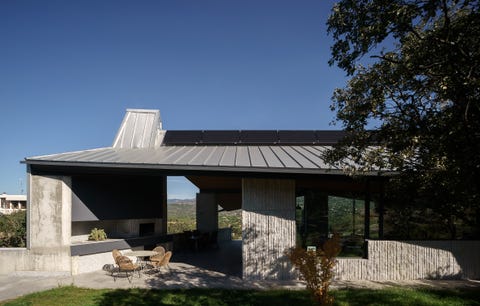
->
[123, 250, 158, 269]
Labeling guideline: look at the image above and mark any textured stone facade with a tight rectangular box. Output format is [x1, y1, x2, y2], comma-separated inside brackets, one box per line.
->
[335, 240, 480, 280]
[242, 178, 296, 280]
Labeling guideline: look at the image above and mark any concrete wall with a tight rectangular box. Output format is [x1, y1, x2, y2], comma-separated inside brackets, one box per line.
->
[71, 218, 163, 242]
[27, 174, 72, 274]
[71, 175, 164, 221]
[242, 178, 296, 280]
[0, 248, 29, 275]
[335, 240, 480, 280]
[0, 171, 169, 276]
[0, 174, 73, 275]
[0, 248, 72, 276]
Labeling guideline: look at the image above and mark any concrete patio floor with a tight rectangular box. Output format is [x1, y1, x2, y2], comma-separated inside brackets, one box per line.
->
[1, 240, 479, 302]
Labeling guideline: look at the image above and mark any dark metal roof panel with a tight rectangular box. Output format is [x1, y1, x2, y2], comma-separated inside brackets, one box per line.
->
[24, 144, 353, 174]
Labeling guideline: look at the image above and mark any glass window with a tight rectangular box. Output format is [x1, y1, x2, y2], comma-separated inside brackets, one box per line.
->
[296, 191, 379, 257]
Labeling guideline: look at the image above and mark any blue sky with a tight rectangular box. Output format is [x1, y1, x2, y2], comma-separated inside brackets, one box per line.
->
[0, 0, 347, 198]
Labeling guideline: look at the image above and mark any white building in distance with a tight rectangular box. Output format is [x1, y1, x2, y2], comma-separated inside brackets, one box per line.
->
[0, 193, 27, 215]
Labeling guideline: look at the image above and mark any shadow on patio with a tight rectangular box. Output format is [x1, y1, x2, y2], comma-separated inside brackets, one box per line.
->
[142, 240, 247, 288]
[172, 239, 242, 277]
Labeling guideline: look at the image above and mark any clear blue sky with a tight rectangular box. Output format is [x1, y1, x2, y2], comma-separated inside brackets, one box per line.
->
[0, 0, 347, 198]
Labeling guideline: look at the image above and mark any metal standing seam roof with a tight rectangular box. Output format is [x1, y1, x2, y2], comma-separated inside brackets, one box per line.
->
[112, 109, 161, 149]
[24, 145, 347, 175]
[24, 109, 388, 175]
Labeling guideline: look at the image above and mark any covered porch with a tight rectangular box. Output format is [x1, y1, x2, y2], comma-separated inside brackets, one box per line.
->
[7, 109, 478, 281]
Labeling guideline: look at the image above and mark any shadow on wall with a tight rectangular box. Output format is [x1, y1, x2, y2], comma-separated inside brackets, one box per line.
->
[242, 222, 295, 281]
[337, 240, 480, 280]
[401, 240, 480, 280]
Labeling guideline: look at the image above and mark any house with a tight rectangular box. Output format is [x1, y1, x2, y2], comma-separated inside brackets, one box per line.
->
[0, 109, 479, 280]
[0, 193, 26, 215]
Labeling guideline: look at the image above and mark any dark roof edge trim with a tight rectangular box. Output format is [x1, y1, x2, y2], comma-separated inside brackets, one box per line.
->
[23, 159, 395, 177]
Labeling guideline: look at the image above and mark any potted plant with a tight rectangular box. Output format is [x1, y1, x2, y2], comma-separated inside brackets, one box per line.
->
[88, 228, 107, 241]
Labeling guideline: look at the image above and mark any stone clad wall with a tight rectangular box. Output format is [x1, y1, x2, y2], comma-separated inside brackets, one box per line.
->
[242, 178, 296, 280]
[335, 240, 480, 280]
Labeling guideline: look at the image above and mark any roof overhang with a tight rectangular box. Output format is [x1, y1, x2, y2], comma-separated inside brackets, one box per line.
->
[23, 146, 393, 177]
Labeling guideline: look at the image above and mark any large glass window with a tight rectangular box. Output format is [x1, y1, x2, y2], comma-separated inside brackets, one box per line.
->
[296, 191, 379, 257]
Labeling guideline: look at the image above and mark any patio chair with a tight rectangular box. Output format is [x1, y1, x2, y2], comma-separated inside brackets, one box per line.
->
[112, 249, 122, 263]
[109, 249, 122, 275]
[114, 255, 141, 283]
[148, 246, 166, 267]
[152, 251, 172, 273]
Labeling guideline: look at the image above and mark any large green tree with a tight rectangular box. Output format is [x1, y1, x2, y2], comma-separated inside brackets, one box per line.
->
[326, 0, 480, 238]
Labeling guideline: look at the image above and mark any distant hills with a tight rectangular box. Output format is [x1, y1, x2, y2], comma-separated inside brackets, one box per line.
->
[167, 198, 195, 205]
[167, 197, 242, 239]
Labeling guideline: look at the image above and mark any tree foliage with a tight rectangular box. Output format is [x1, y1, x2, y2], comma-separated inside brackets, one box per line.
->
[0, 211, 27, 247]
[326, 0, 480, 238]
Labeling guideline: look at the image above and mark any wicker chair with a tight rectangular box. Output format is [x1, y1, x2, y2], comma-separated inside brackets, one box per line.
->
[112, 249, 122, 264]
[148, 246, 166, 268]
[152, 251, 172, 273]
[109, 249, 122, 275]
[114, 255, 141, 283]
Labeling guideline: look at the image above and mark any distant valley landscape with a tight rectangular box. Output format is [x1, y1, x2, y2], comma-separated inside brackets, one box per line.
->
[167, 198, 241, 239]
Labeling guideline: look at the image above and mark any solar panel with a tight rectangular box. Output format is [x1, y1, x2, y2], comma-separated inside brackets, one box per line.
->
[315, 130, 346, 144]
[163, 130, 347, 145]
[278, 130, 316, 144]
[163, 130, 203, 145]
[202, 130, 241, 144]
[240, 130, 278, 144]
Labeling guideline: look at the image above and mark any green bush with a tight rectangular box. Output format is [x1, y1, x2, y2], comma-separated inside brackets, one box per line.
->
[0, 210, 27, 247]
[88, 228, 107, 241]
[287, 234, 342, 306]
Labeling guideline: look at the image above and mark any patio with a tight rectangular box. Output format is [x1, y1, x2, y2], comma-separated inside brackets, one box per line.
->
[170, 239, 243, 278]
[2, 239, 480, 303]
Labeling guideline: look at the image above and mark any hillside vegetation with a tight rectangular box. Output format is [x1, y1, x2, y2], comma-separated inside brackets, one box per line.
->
[167, 199, 242, 239]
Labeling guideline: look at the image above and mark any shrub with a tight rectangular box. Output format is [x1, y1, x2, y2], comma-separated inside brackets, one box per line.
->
[286, 233, 341, 306]
[0, 210, 27, 247]
[88, 228, 107, 241]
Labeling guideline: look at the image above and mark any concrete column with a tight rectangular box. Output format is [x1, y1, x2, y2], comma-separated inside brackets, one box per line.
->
[196, 193, 218, 232]
[242, 178, 296, 280]
[27, 174, 72, 273]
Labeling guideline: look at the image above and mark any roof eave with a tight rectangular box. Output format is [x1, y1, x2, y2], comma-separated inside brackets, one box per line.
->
[23, 159, 394, 177]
